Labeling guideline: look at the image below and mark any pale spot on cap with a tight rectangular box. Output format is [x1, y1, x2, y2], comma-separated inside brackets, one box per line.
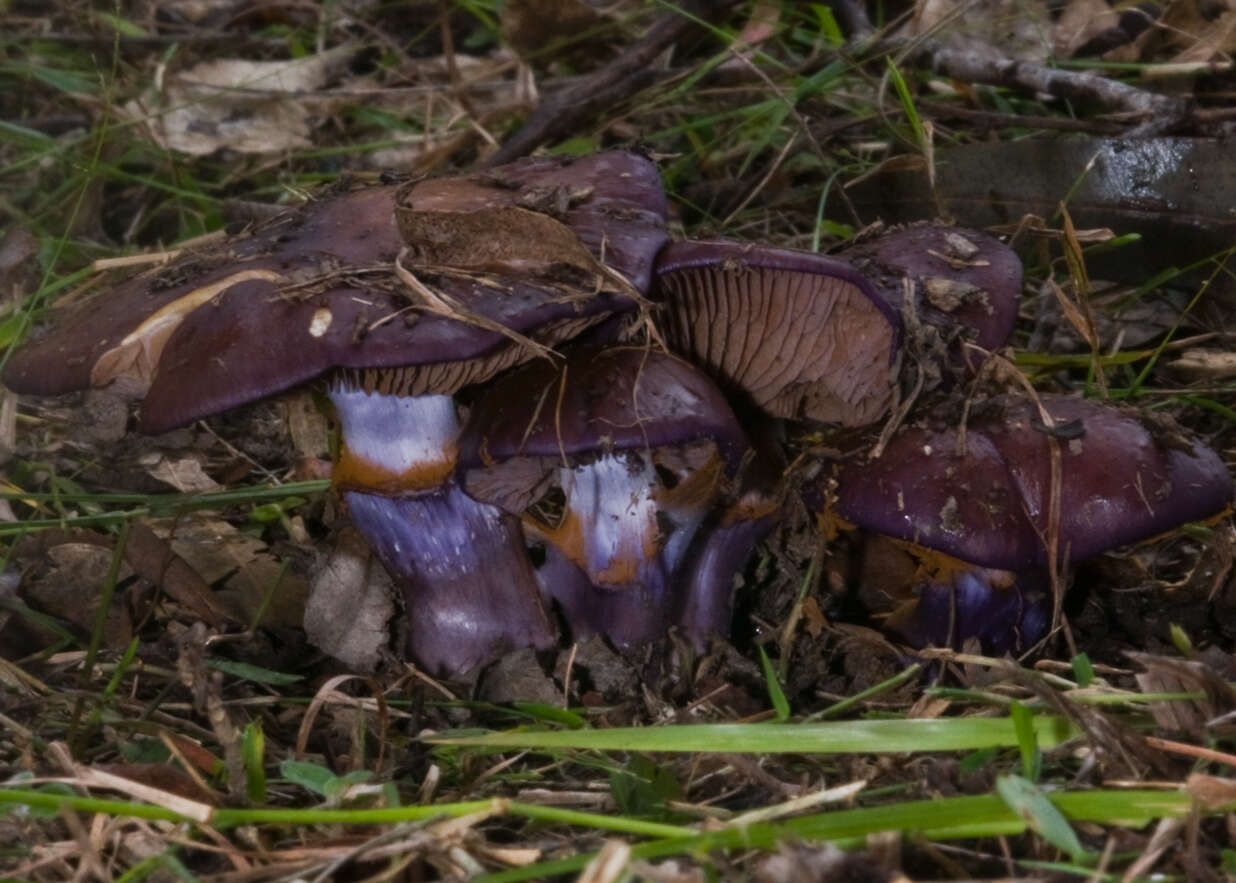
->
[308, 308, 333, 338]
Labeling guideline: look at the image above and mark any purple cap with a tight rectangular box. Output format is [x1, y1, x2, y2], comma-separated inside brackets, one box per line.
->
[837, 394, 1232, 569]
[839, 225, 1022, 363]
[4, 152, 669, 435]
[458, 345, 750, 472]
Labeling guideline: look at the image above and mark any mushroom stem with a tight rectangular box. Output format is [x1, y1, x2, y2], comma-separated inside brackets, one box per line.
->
[329, 385, 555, 675]
[542, 454, 665, 588]
[528, 537, 669, 648]
[346, 488, 556, 675]
[331, 391, 460, 494]
[858, 535, 1050, 654]
[891, 566, 1050, 655]
[459, 345, 754, 651]
[527, 447, 737, 646]
[529, 453, 675, 644]
[676, 508, 776, 644]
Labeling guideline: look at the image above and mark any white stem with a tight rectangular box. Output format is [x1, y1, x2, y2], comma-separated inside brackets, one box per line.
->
[329, 389, 459, 476]
[560, 454, 660, 587]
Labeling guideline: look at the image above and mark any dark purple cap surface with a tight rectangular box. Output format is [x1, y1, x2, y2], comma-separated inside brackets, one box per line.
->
[3, 185, 403, 400]
[459, 345, 750, 470]
[839, 225, 1022, 358]
[836, 394, 1232, 569]
[4, 152, 669, 435]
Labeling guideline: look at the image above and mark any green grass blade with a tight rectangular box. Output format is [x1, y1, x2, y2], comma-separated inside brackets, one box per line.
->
[476, 790, 1191, 883]
[427, 716, 1079, 754]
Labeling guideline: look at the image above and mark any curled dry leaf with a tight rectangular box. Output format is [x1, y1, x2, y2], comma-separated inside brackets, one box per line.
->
[124, 45, 359, 156]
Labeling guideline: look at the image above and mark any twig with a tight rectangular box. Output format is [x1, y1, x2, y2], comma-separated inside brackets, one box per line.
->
[486, 0, 742, 165]
[894, 36, 1191, 136]
[828, 0, 1190, 135]
[393, 248, 557, 361]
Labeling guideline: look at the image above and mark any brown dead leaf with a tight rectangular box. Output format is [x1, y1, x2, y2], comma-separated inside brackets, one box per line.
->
[126, 523, 232, 627]
[1164, 0, 1236, 62]
[395, 195, 601, 282]
[800, 596, 829, 639]
[152, 517, 265, 586]
[1053, 0, 1120, 58]
[503, 0, 609, 59]
[125, 45, 359, 156]
[304, 529, 394, 671]
[218, 554, 311, 629]
[905, 0, 1052, 61]
[0, 226, 37, 298]
[97, 763, 219, 805]
[141, 453, 221, 494]
[1048, 278, 1100, 350]
[283, 392, 332, 462]
[1130, 651, 1236, 736]
[22, 544, 133, 647]
[1186, 772, 1236, 810]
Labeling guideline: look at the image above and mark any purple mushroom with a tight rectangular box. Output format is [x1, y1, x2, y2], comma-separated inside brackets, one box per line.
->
[4, 151, 669, 676]
[457, 345, 762, 647]
[826, 394, 1232, 653]
[839, 224, 1023, 367]
[653, 240, 902, 426]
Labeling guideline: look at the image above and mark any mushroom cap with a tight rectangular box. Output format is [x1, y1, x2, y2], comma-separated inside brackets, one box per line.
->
[652, 239, 902, 426]
[4, 185, 402, 401]
[4, 152, 668, 434]
[836, 394, 1233, 570]
[457, 345, 750, 472]
[398, 150, 667, 293]
[839, 225, 1022, 358]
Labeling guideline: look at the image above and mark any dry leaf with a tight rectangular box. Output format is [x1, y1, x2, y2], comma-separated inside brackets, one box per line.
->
[1186, 772, 1236, 810]
[219, 554, 311, 629]
[1170, 348, 1236, 379]
[24, 544, 134, 647]
[1165, 0, 1236, 62]
[1053, 0, 1120, 58]
[304, 529, 394, 670]
[152, 517, 265, 585]
[125, 45, 358, 156]
[905, 0, 1052, 61]
[1131, 651, 1236, 736]
[142, 453, 221, 493]
[126, 523, 232, 627]
[283, 391, 331, 461]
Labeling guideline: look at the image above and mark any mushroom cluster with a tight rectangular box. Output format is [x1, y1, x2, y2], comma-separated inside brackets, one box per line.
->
[4, 151, 1231, 675]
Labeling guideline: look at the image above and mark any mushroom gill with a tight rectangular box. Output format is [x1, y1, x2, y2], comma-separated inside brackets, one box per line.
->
[653, 240, 902, 426]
